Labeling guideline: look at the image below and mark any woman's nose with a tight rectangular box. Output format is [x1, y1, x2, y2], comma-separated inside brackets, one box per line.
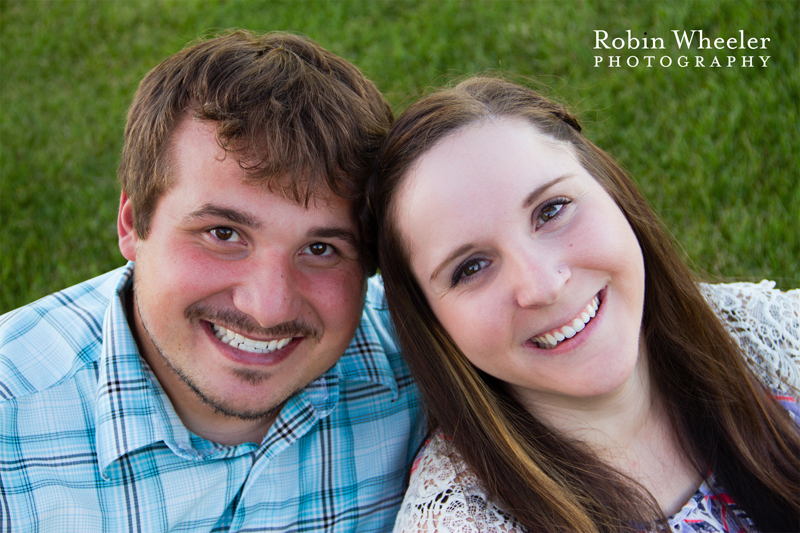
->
[511, 251, 570, 309]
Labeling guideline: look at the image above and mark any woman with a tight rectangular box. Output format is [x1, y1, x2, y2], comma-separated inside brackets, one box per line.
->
[366, 77, 800, 532]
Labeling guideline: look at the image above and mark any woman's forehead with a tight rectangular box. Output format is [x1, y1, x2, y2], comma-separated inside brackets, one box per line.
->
[399, 119, 580, 207]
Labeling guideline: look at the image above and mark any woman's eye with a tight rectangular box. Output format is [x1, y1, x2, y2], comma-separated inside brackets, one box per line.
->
[210, 227, 242, 242]
[536, 199, 571, 229]
[304, 243, 334, 256]
[453, 258, 490, 286]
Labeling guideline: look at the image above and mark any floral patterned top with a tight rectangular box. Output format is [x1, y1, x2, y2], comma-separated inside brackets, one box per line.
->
[393, 282, 800, 533]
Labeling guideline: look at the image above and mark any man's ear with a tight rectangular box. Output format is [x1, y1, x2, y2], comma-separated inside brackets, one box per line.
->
[118, 190, 139, 261]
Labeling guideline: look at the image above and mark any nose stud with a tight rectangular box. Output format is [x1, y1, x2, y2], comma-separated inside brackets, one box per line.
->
[558, 269, 562, 273]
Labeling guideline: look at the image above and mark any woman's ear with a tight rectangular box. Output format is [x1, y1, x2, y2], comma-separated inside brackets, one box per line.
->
[117, 191, 139, 261]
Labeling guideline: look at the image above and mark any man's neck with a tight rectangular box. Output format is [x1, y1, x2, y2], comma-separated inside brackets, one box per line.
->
[170, 404, 278, 446]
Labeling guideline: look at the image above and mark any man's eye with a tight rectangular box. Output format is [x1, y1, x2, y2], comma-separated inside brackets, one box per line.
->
[304, 243, 334, 256]
[210, 227, 242, 242]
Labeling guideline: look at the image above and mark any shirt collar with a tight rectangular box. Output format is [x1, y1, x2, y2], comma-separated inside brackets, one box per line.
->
[250, 290, 402, 462]
[93, 263, 177, 477]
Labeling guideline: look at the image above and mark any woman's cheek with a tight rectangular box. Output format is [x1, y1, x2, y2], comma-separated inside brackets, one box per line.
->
[446, 294, 508, 356]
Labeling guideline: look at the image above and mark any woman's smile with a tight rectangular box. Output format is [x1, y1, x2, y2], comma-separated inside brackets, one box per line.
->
[529, 292, 601, 350]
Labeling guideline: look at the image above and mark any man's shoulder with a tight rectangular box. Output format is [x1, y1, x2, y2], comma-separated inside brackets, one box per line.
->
[0, 266, 129, 400]
[363, 274, 393, 335]
[358, 274, 399, 359]
[364, 273, 388, 308]
[336, 274, 417, 400]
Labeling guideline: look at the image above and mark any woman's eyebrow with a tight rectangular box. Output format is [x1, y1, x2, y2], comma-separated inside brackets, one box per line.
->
[430, 243, 474, 282]
[522, 174, 573, 209]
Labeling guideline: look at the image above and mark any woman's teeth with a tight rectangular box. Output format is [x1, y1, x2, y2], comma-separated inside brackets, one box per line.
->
[211, 323, 292, 353]
[533, 296, 600, 349]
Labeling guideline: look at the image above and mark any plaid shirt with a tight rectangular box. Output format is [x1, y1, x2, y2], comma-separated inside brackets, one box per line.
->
[0, 263, 423, 532]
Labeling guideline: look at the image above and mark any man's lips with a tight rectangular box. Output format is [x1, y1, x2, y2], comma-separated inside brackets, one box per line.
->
[211, 323, 294, 354]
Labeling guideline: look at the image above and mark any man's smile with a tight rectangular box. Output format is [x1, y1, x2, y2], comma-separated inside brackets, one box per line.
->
[211, 323, 294, 353]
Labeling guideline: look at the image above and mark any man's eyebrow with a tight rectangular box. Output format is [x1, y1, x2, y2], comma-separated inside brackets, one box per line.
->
[308, 227, 359, 249]
[184, 204, 262, 229]
[430, 243, 474, 283]
[522, 174, 573, 209]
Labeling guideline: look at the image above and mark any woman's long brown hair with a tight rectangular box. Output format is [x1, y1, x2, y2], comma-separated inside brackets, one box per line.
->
[365, 77, 800, 532]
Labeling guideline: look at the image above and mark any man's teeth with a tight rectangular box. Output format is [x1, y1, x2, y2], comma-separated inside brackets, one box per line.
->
[533, 296, 600, 349]
[211, 324, 292, 353]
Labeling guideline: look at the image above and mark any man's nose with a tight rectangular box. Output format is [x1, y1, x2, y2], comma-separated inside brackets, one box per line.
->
[231, 257, 300, 329]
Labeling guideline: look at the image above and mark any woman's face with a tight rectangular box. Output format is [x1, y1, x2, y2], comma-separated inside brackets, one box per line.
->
[395, 118, 647, 409]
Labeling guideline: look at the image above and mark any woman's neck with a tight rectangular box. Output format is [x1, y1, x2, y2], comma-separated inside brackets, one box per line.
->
[520, 352, 703, 516]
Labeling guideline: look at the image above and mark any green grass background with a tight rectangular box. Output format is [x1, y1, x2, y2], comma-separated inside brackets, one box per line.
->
[1, 0, 798, 313]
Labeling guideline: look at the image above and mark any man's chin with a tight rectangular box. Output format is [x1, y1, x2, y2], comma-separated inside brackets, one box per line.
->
[203, 397, 284, 422]
[192, 384, 287, 421]
[177, 368, 293, 421]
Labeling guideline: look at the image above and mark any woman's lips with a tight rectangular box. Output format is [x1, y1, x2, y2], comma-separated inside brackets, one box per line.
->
[531, 293, 602, 349]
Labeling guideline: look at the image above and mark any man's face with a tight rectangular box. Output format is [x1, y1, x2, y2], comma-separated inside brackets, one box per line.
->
[119, 118, 366, 436]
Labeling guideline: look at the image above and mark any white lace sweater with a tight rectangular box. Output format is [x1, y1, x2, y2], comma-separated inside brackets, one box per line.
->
[394, 281, 800, 533]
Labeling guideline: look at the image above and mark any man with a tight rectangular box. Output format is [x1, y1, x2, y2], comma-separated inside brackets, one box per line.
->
[0, 31, 422, 532]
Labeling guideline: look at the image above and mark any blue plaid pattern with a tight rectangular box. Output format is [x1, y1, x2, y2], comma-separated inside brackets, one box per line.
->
[0, 263, 423, 532]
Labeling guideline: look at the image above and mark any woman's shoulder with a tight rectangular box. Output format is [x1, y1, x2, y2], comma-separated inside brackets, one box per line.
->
[699, 280, 799, 312]
[393, 431, 525, 533]
[699, 280, 800, 394]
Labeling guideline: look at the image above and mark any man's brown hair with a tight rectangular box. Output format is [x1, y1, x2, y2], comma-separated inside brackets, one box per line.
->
[119, 30, 392, 273]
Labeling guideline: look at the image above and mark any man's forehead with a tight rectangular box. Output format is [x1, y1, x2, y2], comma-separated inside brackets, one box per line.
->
[172, 121, 347, 200]
[187, 115, 350, 206]
[241, 173, 351, 212]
